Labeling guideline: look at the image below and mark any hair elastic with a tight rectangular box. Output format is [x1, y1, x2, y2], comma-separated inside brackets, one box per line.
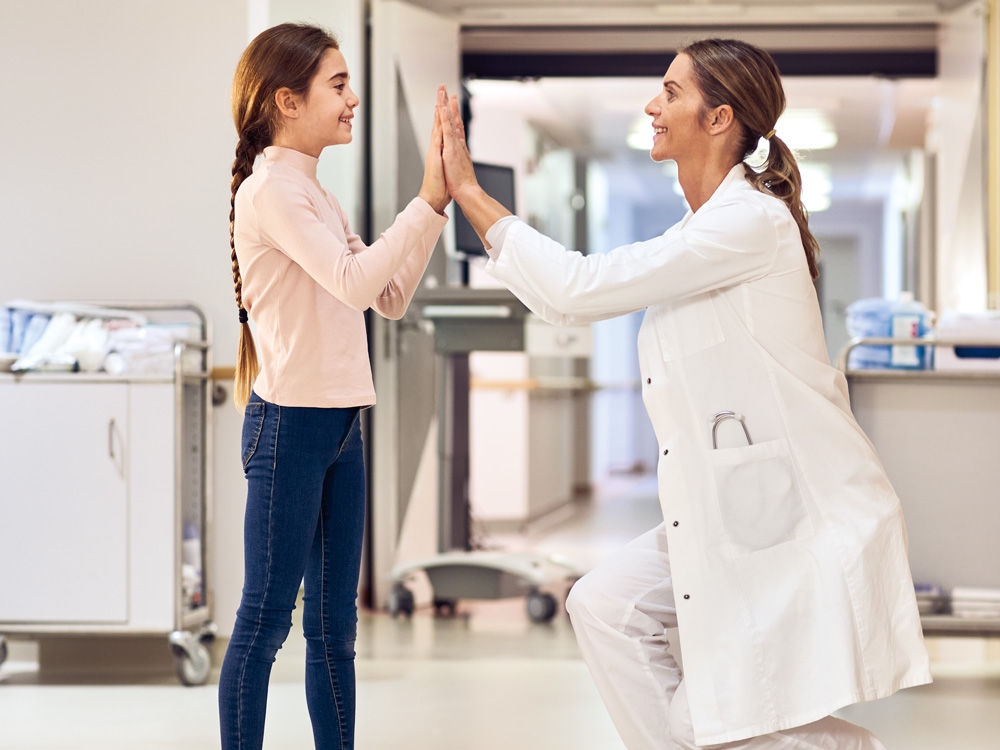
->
[238, 308, 248, 324]
[764, 129, 776, 140]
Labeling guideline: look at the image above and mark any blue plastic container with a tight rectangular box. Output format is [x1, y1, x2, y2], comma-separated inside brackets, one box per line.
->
[846, 294, 931, 369]
[888, 292, 931, 369]
[846, 297, 893, 369]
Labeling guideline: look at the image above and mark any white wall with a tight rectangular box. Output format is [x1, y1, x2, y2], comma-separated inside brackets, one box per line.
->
[0, 1, 243, 324]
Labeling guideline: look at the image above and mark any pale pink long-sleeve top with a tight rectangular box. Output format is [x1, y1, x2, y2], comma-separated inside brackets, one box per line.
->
[234, 146, 447, 407]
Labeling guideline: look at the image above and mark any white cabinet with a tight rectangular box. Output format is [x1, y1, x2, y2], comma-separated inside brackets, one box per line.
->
[0, 378, 180, 628]
[0, 382, 130, 622]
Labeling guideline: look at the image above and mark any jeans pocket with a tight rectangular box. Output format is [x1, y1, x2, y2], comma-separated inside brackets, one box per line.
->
[241, 401, 266, 472]
[710, 438, 812, 554]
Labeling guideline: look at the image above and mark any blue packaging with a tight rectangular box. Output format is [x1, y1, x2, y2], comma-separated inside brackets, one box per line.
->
[19, 313, 50, 356]
[9, 308, 30, 354]
[846, 297, 893, 369]
[846, 294, 931, 370]
[0, 308, 10, 353]
[888, 292, 930, 369]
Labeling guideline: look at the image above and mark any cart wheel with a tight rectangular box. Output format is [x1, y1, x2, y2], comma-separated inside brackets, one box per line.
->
[526, 591, 558, 624]
[0, 636, 8, 667]
[169, 629, 212, 686]
[388, 584, 415, 618]
[432, 598, 457, 617]
[171, 639, 211, 686]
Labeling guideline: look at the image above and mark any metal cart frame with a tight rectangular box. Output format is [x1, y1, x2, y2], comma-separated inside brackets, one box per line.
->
[0, 301, 216, 684]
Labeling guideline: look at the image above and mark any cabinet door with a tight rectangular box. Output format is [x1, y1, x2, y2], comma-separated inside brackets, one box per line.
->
[0, 382, 128, 623]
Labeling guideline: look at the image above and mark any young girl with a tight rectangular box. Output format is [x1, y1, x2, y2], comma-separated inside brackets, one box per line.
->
[437, 38, 930, 750]
[219, 23, 448, 749]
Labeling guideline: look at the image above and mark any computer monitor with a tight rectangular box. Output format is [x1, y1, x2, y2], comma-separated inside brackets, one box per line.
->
[454, 162, 516, 256]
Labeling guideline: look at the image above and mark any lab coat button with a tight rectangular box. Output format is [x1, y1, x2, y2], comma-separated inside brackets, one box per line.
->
[663, 448, 669, 456]
[673, 521, 679, 527]
[683, 594, 690, 600]
[646, 377, 651, 384]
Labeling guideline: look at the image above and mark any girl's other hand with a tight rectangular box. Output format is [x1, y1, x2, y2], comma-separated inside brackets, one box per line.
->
[418, 87, 449, 214]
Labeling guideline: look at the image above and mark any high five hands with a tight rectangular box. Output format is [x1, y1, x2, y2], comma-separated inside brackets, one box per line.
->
[431, 84, 513, 243]
[435, 85, 478, 201]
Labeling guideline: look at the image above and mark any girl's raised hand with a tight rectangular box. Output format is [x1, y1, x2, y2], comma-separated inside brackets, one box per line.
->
[418, 88, 449, 214]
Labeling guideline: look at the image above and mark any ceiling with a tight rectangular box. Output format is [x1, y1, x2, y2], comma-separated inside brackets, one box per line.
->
[401, 0, 966, 206]
[406, 0, 973, 26]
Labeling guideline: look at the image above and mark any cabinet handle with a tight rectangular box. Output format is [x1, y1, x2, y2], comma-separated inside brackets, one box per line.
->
[108, 418, 124, 477]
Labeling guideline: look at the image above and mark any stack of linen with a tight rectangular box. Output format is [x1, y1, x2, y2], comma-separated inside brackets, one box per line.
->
[950, 587, 1000, 619]
[0, 300, 200, 375]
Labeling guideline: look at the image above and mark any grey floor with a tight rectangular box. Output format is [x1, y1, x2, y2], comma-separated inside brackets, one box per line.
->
[2, 477, 999, 749]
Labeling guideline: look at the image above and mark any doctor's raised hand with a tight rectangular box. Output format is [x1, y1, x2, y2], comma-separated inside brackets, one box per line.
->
[436, 86, 511, 247]
[435, 40, 929, 750]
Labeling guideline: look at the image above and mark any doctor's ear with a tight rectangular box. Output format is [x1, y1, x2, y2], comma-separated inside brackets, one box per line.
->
[274, 87, 303, 119]
[705, 104, 735, 134]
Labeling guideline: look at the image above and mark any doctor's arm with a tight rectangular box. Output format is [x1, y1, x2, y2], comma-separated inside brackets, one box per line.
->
[485, 196, 780, 326]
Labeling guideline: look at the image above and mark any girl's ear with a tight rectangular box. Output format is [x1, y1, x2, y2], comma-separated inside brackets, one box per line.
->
[274, 87, 301, 119]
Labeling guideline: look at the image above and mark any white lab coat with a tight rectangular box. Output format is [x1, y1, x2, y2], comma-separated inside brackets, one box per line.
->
[486, 165, 932, 745]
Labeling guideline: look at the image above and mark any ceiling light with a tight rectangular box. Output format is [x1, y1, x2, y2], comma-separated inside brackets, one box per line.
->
[775, 109, 838, 151]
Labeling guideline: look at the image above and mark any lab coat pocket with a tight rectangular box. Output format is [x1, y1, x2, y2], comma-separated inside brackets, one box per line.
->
[241, 402, 266, 472]
[710, 438, 812, 554]
[655, 294, 724, 361]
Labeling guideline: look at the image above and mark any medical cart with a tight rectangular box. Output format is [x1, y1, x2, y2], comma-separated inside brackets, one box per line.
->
[0, 302, 215, 684]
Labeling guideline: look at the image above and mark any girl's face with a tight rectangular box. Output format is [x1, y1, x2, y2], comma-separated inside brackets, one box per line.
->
[293, 48, 360, 155]
[644, 53, 711, 164]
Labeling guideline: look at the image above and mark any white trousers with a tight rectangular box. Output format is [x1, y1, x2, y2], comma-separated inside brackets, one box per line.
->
[565, 523, 887, 750]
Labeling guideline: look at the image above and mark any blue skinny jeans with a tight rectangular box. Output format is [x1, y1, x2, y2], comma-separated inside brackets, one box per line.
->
[219, 392, 366, 749]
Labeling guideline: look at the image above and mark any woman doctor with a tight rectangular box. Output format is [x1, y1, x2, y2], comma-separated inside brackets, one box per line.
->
[436, 38, 931, 749]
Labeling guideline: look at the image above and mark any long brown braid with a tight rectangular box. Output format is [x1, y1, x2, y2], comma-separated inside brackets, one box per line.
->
[229, 23, 339, 408]
[682, 39, 821, 280]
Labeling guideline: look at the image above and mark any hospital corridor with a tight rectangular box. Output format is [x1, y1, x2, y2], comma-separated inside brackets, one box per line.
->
[3, 0, 1000, 748]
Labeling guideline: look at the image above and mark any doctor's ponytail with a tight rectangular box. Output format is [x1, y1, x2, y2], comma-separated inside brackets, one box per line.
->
[682, 39, 821, 280]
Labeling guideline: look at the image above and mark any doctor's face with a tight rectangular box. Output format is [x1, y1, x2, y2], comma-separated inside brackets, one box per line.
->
[644, 53, 712, 164]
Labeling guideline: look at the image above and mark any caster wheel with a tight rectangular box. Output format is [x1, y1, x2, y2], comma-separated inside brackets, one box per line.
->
[168, 630, 213, 686]
[0, 636, 8, 667]
[526, 591, 558, 624]
[388, 584, 415, 618]
[432, 598, 457, 617]
[171, 640, 211, 686]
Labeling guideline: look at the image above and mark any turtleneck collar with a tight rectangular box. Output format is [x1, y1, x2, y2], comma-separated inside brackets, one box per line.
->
[261, 145, 319, 180]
